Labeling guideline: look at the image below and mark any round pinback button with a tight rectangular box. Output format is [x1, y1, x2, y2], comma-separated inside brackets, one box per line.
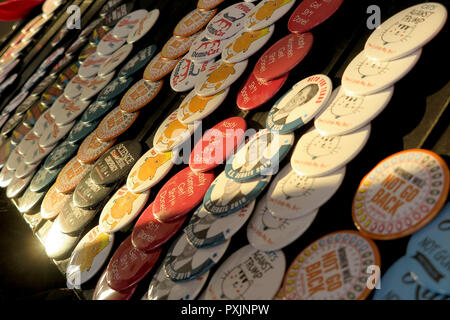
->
[97, 31, 127, 56]
[291, 125, 371, 177]
[288, 0, 344, 34]
[95, 107, 139, 142]
[245, 0, 296, 31]
[39, 121, 75, 148]
[365, 3, 447, 62]
[1, 113, 24, 136]
[40, 184, 72, 219]
[58, 199, 98, 235]
[78, 43, 98, 64]
[282, 230, 381, 300]
[194, 59, 248, 97]
[50, 55, 75, 77]
[148, 263, 209, 300]
[205, 2, 255, 40]
[153, 111, 195, 153]
[11, 123, 31, 146]
[15, 159, 39, 179]
[205, 245, 286, 300]
[161, 33, 198, 60]
[153, 167, 215, 222]
[99, 185, 149, 233]
[16, 95, 39, 115]
[267, 163, 345, 219]
[97, 76, 134, 102]
[131, 202, 187, 252]
[266, 74, 333, 134]
[80, 72, 116, 101]
[23, 70, 45, 92]
[203, 170, 272, 216]
[127, 148, 174, 194]
[44, 218, 81, 260]
[22, 102, 47, 128]
[0, 166, 15, 188]
[0, 139, 15, 170]
[17, 184, 47, 213]
[78, 52, 111, 79]
[50, 98, 90, 126]
[222, 24, 274, 64]
[314, 85, 394, 136]
[93, 269, 137, 301]
[225, 129, 294, 181]
[43, 140, 78, 170]
[143, 53, 181, 82]
[77, 131, 116, 164]
[170, 56, 214, 93]
[80, 17, 104, 39]
[6, 174, 34, 198]
[341, 49, 422, 96]
[64, 75, 91, 100]
[3, 90, 29, 114]
[81, 99, 117, 124]
[406, 202, 450, 295]
[106, 235, 162, 292]
[98, 43, 133, 77]
[120, 79, 162, 112]
[247, 194, 319, 251]
[352, 149, 449, 240]
[177, 88, 229, 124]
[73, 173, 115, 209]
[174, 9, 217, 38]
[254, 32, 314, 81]
[31, 74, 56, 96]
[186, 201, 255, 248]
[187, 32, 228, 62]
[30, 166, 60, 192]
[198, 0, 225, 11]
[32, 109, 54, 137]
[65, 37, 88, 57]
[164, 233, 230, 282]
[127, 9, 159, 44]
[189, 117, 247, 173]
[66, 120, 100, 145]
[6, 148, 23, 171]
[118, 45, 157, 78]
[54, 156, 93, 194]
[104, 2, 135, 28]
[66, 226, 114, 288]
[112, 9, 149, 39]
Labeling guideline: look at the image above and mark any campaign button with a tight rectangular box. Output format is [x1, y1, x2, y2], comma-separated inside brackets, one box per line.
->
[11, 123, 31, 146]
[78, 43, 98, 64]
[266, 74, 333, 134]
[131, 202, 187, 252]
[32, 109, 54, 137]
[112, 9, 149, 39]
[282, 230, 381, 300]
[187, 32, 228, 62]
[174, 9, 217, 38]
[106, 235, 162, 291]
[43, 140, 78, 170]
[64, 75, 90, 100]
[50, 98, 90, 126]
[204, 244, 285, 300]
[127, 148, 174, 194]
[177, 88, 228, 124]
[66, 226, 114, 287]
[244, 0, 296, 31]
[16, 95, 39, 115]
[153, 167, 215, 222]
[96, 76, 134, 102]
[162, 33, 198, 60]
[15, 156, 40, 177]
[247, 194, 319, 251]
[50, 54, 75, 76]
[314, 85, 394, 136]
[143, 53, 181, 82]
[73, 173, 115, 209]
[194, 59, 248, 96]
[31, 74, 56, 96]
[6, 174, 34, 198]
[3, 90, 29, 114]
[153, 111, 195, 152]
[30, 166, 60, 192]
[66, 120, 100, 145]
[342, 49, 421, 96]
[17, 130, 40, 156]
[197, 0, 225, 11]
[93, 269, 137, 300]
[170, 55, 214, 93]
[59, 199, 98, 235]
[267, 164, 345, 219]
[44, 218, 81, 260]
[79, 72, 116, 101]
[104, 2, 135, 28]
[0, 139, 15, 171]
[78, 52, 111, 78]
[0, 166, 15, 188]
[222, 24, 274, 64]
[96, 107, 139, 142]
[39, 121, 75, 148]
[288, 0, 344, 33]
[291, 125, 371, 177]
[164, 233, 230, 282]
[17, 184, 47, 213]
[23, 101, 47, 128]
[186, 201, 255, 248]
[65, 37, 88, 57]
[118, 45, 157, 78]
[91, 140, 141, 185]
[365, 3, 447, 61]
[80, 99, 117, 124]
[77, 130, 116, 164]
[80, 17, 104, 39]
[40, 184, 72, 219]
[6, 148, 23, 171]
[97, 31, 127, 56]
[56, 63, 80, 89]
[254, 32, 314, 81]
[54, 156, 93, 194]
[120, 79, 163, 112]
[189, 116, 247, 173]
[98, 43, 133, 77]
[1, 114, 23, 136]
[203, 170, 271, 216]
[352, 149, 449, 240]
[127, 9, 160, 44]
[23, 70, 45, 92]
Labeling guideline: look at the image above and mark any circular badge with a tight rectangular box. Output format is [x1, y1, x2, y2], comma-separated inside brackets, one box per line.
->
[39, 121, 75, 148]
[195, 59, 248, 97]
[170, 56, 214, 93]
[254, 32, 314, 81]
[80, 72, 116, 101]
[64, 75, 90, 100]
[314, 85, 394, 136]
[98, 43, 133, 77]
[143, 53, 181, 82]
[73, 173, 115, 209]
[198, 0, 225, 11]
[78, 52, 111, 78]
[77, 130, 116, 163]
[43, 140, 78, 170]
[50, 98, 90, 126]
[31, 74, 56, 96]
[341, 49, 421, 96]
[245, 0, 296, 30]
[131, 202, 187, 252]
[162, 34, 198, 60]
[54, 156, 93, 194]
[222, 24, 274, 63]
[43, 0, 63, 15]
[104, 2, 135, 27]
[89, 25, 111, 46]
[96, 107, 139, 141]
[80, 17, 104, 38]
[24, 143, 54, 165]
[282, 230, 381, 300]
[174, 9, 217, 37]
[153, 167, 215, 222]
[267, 164, 345, 219]
[112, 9, 149, 39]
[6, 148, 24, 171]
[188, 32, 228, 62]
[106, 235, 162, 292]
[44, 218, 80, 260]
[177, 88, 229, 124]
[352, 149, 449, 240]
[97, 31, 127, 56]
[205, 244, 286, 300]
[266, 74, 333, 134]
[66, 120, 99, 145]
[30, 166, 60, 192]
[17, 184, 47, 213]
[247, 195, 319, 251]
[3, 90, 29, 114]
[65, 37, 88, 57]
[97, 76, 134, 102]
[0, 140, 15, 171]
[41, 184, 72, 219]
[32, 109, 54, 137]
[0, 166, 15, 188]
[186, 201, 255, 248]
[6, 174, 34, 198]
[164, 233, 230, 282]
[203, 170, 271, 216]
[80, 99, 117, 124]
[11, 123, 31, 146]
[127, 9, 160, 44]
[23, 102, 47, 128]
[14, 159, 40, 179]
[189, 117, 247, 173]
[291, 125, 371, 177]
[288, 0, 344, 33]
[1, 113, 24, 136]
[93, 269, 137, 300]
[365, 3, 447, 61]
[127, 148, 173, 193]
[23, 70, 45, 92]
[78, 43, 98, 64]
[153, 111, 195, 152]
[120, 79, 163, 112]
[58, 199, 98, 235]
[118, 45, 157, 78]
[66, 226, 114, 287]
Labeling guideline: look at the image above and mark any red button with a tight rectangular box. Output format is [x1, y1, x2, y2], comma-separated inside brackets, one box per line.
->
[93, 269, 137, 300]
